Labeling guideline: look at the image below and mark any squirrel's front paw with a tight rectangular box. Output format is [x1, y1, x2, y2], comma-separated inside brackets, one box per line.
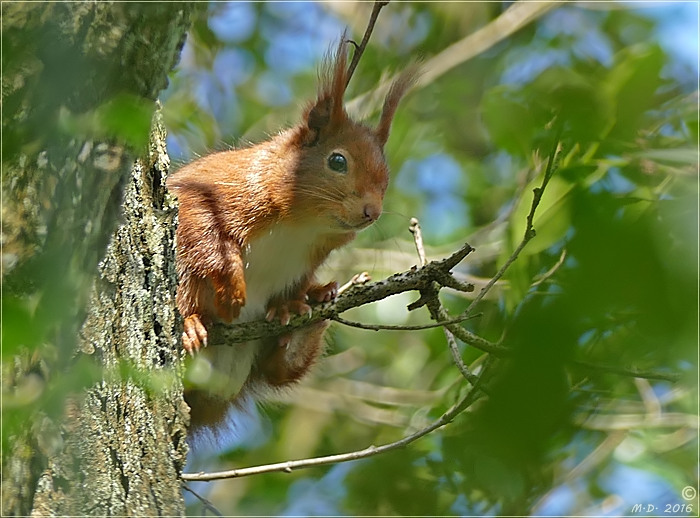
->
[182, 314, 208, 355]
[265, 298, 312, 326]
[213, 274, 246, 322]
[306, 281, 339, 303]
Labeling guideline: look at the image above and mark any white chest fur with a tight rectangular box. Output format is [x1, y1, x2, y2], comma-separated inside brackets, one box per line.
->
[239, 220, 329, 320]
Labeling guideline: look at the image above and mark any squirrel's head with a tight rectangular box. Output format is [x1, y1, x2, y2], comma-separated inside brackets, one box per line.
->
[291, 35, 417, 232]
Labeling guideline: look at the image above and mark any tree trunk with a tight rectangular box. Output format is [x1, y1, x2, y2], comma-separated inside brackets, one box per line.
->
[2, 3, 199, 515]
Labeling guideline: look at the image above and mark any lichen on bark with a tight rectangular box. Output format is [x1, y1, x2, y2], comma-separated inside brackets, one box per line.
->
[29, 110, 189, 516]
[2, 3, 200, 515]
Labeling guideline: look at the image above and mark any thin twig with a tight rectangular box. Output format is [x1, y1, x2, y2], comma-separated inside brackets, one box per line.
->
[181, 385, 481, 482]
[182, 482, 223, 516]
[453, 353, 499, 414]
[463, 135, 562, 317]
[430, 138, 562, 360]
[337, 271, 371, 295]
[532, 248, 567, 287]
[409, 217, 427, 267]
[331, 313, 480, 332]
[346, 1, 390, 87]
[346, 1, 558, 119]
[443, 325, 481, 386]
[440, 318, 509, 356]
[572, 360, 682, 383]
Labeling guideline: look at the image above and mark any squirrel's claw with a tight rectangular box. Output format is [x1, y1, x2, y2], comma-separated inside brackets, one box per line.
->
[278, 333, 292, 348]
[266, 299, 312, 326]
[183, 314, 208, 355]
[265, 282, 337, 325]
[307, 281, 339, 303]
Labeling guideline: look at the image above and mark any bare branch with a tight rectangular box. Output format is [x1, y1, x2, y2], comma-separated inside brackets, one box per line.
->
[439, 318, 508, 356]
[409, 216, 480, 384]
[181, 384, 482, 482]
[207, 243, 477, 347]
[331, 313, 480, 332]
[346, 1, 390, 87]
[443, 325, 481, 386]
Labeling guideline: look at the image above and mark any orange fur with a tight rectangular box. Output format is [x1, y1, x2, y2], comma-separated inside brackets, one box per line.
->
[167, 36, 416, 434]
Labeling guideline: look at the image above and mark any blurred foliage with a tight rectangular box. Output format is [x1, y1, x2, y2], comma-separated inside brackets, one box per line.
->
[1, 4, 201, 482]
[162, 2, 698, 516]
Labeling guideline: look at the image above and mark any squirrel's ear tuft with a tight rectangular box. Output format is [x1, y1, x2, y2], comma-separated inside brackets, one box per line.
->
[375, 64, 420, 148]
[301, 32, 350, 146]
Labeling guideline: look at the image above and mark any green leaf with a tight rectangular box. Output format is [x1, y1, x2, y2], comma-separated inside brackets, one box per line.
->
[58, 93, 153, 150]
[1, 295, 44, 357]
[605, 44, 665, 139]
[94, 93, 153, 149]
[480, 85, 536, 157]
[530, 67, 614, 143]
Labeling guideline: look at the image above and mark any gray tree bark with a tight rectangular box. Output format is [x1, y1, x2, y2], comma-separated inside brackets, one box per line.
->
[2, 3, 199, 515]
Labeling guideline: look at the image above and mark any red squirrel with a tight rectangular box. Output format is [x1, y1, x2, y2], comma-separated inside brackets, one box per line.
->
[167, 38, 416, 431]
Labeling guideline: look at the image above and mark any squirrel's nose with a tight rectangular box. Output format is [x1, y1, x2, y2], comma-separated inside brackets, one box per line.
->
[363, 203, 382, 222]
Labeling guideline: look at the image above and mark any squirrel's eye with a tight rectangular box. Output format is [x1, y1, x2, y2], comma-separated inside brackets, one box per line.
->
[327, 152, 348, 173]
